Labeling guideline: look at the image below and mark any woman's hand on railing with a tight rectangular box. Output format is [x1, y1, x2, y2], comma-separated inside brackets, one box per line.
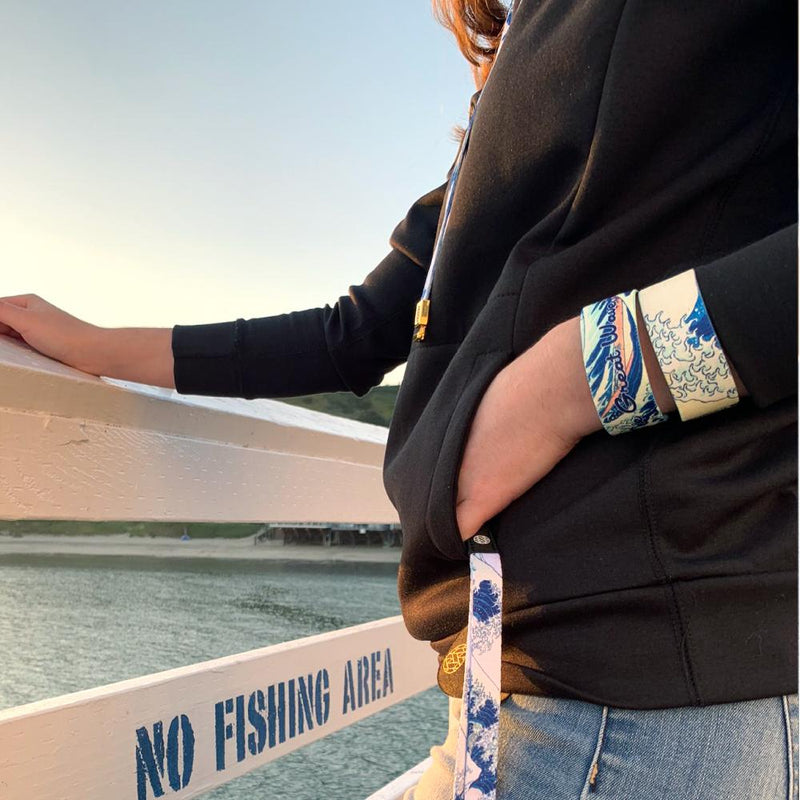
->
[0, 293, 175, 388]
[0, 294, 102, 371]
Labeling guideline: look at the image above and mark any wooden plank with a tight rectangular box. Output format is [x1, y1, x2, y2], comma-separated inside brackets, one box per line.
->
[0, 337, 398, 523]
[0, 616, 438, 800]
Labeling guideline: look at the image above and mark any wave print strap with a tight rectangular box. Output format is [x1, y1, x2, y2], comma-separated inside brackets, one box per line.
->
[639, 270, 739, 421]
[580, 291, 668, 435]
[453, 531, 503, 800]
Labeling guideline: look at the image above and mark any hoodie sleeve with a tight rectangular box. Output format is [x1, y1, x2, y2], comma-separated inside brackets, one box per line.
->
[171, 183, 444, 398]
[694, 223, 797, 408]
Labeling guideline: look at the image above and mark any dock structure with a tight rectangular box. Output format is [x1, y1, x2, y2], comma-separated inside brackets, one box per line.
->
[256, 521, 402, 547]
[0, 337, 437, 800]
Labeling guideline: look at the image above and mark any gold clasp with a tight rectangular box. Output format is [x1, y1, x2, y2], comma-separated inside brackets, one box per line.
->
[413, 299, 430, 341]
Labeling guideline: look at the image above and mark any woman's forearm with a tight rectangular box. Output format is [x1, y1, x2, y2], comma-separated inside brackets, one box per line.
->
[93, 327, 175, 388]
[0, 294, 175, 389]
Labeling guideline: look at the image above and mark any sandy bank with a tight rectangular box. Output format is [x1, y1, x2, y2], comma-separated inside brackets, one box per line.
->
[0, 533, 401, 564]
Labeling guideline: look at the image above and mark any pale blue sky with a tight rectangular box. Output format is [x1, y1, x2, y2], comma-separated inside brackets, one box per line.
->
[0, 1, 475, 382]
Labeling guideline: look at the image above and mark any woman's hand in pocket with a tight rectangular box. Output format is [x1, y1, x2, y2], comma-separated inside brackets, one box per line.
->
[455, 317, 601, 540]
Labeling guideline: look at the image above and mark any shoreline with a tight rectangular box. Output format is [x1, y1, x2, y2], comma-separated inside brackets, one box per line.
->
[0, 533, 402, 564]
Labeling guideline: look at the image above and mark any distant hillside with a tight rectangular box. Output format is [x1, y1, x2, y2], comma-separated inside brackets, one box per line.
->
[280, 385, 399, 427]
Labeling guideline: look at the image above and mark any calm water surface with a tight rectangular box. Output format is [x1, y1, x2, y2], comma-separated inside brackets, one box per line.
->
[0, 554, 448, 799]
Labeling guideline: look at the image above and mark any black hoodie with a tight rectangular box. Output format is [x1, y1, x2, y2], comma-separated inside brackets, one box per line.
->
[172, 0, 797, 707]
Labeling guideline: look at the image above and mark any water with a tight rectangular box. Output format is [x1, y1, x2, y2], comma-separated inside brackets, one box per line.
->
[0, 554, 448, 799]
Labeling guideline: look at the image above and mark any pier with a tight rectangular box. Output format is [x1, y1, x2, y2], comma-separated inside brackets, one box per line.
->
[0, 336, 437, 799]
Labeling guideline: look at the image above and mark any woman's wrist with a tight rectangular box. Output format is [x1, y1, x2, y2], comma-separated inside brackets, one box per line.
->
[524, 316, 601, 442]
[582, 289, 748, 427]
[92, 327, 175, 388]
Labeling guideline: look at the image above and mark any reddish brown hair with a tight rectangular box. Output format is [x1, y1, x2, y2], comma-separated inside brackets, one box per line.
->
[432, 0, 509, 87]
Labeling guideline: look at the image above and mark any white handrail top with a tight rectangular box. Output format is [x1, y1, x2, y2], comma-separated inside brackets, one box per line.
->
[107, 377, 389, 442]
[0, 335, 398, 522]
[0, 336, 388, 443]
[365, 758, 432, 800]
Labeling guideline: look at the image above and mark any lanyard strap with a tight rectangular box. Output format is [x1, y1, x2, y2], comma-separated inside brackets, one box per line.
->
[411, 3, 522, 794]
[413, 2, 519, 342]
[454, 529, 503, 800]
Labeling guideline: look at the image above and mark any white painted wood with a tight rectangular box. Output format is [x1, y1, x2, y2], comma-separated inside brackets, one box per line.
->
[0, 338, 438, 800]
[0, 337, 398, 523]
[0, 616, 438, 800]
[365, 758, 432, 800]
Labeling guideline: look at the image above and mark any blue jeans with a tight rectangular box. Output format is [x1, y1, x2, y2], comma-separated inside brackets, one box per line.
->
[406, 693, 798, 799]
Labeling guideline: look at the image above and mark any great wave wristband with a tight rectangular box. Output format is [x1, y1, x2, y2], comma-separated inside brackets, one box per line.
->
[580, 291, 668, 435]
[639, 270, 738, 421]
[453, 529, 503, 800]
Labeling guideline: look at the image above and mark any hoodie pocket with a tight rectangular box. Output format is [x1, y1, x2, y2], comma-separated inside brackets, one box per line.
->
[383, 268, 524, 564]
[424, 347, 514, 560]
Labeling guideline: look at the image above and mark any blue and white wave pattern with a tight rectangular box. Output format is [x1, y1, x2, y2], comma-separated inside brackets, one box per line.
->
[453, 553, 503, 800]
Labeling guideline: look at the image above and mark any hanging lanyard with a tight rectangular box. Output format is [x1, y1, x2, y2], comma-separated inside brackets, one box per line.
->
[454, 528, 503, 800]
[434, 8, 520, 797]
[413, 3, 519, 343]
[407, 4, 520, 795]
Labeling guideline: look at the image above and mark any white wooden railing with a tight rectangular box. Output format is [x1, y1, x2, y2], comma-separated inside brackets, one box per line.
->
[0, 338, 438, 800]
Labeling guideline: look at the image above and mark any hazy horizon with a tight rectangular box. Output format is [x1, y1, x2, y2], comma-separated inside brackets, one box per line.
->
[1, 1, 475, 384]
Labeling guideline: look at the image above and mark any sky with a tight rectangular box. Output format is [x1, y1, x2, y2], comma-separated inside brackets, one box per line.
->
[0, 1, 475, 383]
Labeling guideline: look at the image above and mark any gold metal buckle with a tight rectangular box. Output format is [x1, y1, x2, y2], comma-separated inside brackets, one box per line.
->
[413, 299, 430, 341]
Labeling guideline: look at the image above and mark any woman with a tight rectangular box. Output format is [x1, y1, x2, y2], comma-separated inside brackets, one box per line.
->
[1, 1, 796, 797]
